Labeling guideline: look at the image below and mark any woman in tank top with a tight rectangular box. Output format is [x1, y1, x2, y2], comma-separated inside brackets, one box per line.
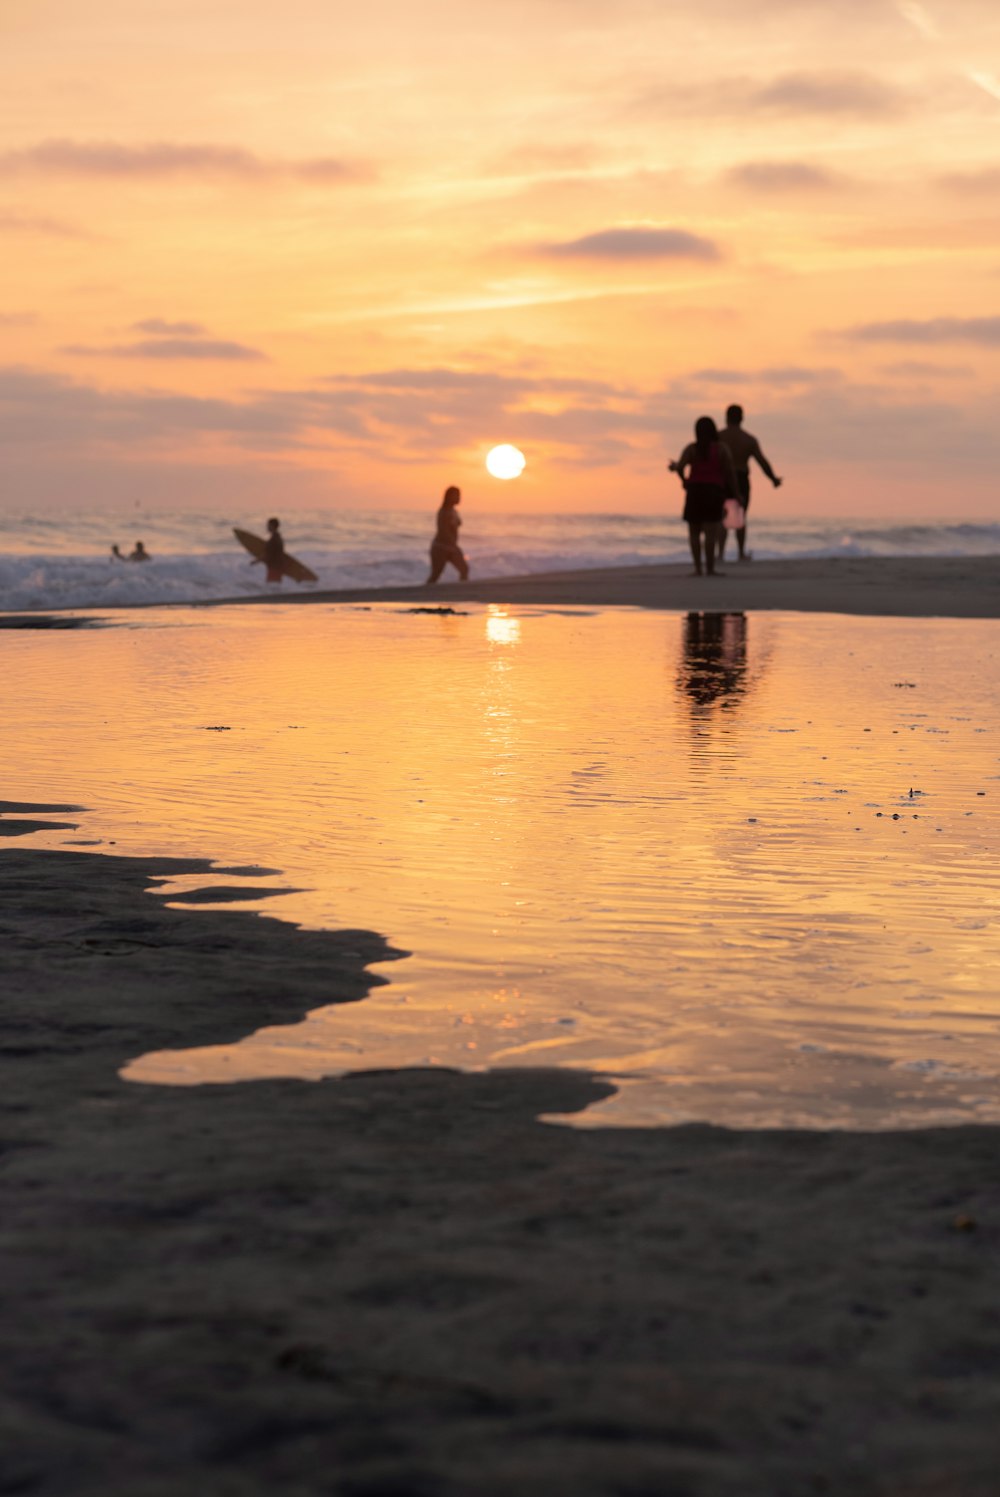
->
[670, 416, 739, 577]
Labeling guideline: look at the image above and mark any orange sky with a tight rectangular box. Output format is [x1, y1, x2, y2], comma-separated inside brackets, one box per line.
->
[3, 0, 1000, 515]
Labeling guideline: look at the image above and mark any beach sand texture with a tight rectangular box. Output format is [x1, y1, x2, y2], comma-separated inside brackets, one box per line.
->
[2, 827, 1000, 1495]
[4, 563, 1000, 1494]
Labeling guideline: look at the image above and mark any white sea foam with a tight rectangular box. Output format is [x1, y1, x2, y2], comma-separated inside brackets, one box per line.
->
[1, 508, 998, 612]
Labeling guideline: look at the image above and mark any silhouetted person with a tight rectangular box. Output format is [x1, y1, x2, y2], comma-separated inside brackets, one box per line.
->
[426, 486, 469, 583]
[670, 416, 738, 577]
[718, 404, 782, 562]
[260, 517, 285, 582]
[110, 544, 126, 562]
[129, 541, 150, 562]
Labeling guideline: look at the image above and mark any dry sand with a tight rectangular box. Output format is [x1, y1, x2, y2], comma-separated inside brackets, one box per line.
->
[4, 813, 1000, 1495]
[214, 554, 1000, 619]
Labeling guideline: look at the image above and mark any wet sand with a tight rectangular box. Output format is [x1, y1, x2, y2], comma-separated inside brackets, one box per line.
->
[4, 829, 1000, 1495]
[215, 554, 1000, 618]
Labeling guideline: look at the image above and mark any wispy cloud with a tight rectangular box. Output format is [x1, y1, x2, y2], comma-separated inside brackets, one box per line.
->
[131, 318, 207, 336]
[966, 70, 1000, 104]
[840, 316, 1000, 346]
[632, 70, 904, 121]
[483, 142, 603, 178]
[894, 1, 939, 40]
[752, 71, 903, 116]
[688, 366, 842, 387]
[935, 167, 1000, 193]
[881, 360, 972, 378]
[3, 359, 998, 499]
[0, 311, 39, 328]
[62, 338, 267, 361]
[0, 139, 375, 184]
[537, 226, 721, 261]
[725, 161, 846, 192]
[0, 207, 94, 239]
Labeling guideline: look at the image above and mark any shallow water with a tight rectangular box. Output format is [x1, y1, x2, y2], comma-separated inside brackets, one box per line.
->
[3, 603, 999, 1127]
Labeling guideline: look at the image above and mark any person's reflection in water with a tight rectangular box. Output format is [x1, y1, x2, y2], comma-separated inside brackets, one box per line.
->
[677, 612, 749, 718]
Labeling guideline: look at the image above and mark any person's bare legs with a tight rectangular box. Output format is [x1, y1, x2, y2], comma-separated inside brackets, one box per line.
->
[687, 523, 703, 576]
[706, 523, 726, 576]
[736, 523, 749, 560]
[427, 545, 468, 583]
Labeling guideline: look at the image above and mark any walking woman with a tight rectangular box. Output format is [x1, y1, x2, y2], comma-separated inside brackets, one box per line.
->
[426, 486, 470, 583]
[670, 416, 739, 577]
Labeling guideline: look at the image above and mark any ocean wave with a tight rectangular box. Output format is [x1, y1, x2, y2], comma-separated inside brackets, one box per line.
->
[1, 510, 998, 612]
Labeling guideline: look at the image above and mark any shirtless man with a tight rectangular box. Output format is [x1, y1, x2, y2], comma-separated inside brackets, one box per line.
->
[718, 405, 782, 562]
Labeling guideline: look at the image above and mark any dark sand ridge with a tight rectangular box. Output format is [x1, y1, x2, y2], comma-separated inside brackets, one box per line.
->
[3, 812, 1000, 1495]
[210, 554, 1000, 619]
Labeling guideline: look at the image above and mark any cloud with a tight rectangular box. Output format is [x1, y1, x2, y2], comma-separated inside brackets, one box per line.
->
[881, 360, 973, 378]
[483, 142, 603, 178]
[3, 357, 999, 505]
[840, 317, 1000, 346]
[0, 361, 659, 473]
[323, 367, 625, 398]
[724, 162, 846, 192]
[0, 207, 93, 239]
[0, 366, 300, 449]
[631, 70, 905, 122]
[688, 366, 843, 387]
[751, 71, 902, 116]
[131, 318, 207, 336]
[966, 70, 1000, 104]
[537, 227, 721, 261]
[936, 168, 1000, 193]
[61, 338, 267, 361]
[894, 1, 939, 39]
[0, 139, 375, 185]
[0, 311, 39, 328]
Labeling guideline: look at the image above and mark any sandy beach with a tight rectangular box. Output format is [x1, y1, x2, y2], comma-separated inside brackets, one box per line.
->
[212, 554, 1000, 619]
[4, 567, 1000, 1494]
[3, 811, 1000, 1494]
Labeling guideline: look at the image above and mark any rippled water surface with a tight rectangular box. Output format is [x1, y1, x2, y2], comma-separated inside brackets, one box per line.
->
[4, 604, 999, 1127]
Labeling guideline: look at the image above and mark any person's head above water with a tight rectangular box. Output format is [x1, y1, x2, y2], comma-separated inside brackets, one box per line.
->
[442, 486, 461, 507]
[266, 517, 280, 533]
[725, 404, 743, 427]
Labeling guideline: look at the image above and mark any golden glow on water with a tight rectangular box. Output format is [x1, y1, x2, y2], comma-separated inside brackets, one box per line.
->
[4, 605, 1000, 1127]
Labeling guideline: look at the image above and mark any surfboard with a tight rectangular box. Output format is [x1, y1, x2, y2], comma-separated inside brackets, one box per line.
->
[234, 528, 318, 584]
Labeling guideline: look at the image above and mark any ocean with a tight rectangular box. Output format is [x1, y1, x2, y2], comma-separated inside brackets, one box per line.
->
[2, 507, 999, 612]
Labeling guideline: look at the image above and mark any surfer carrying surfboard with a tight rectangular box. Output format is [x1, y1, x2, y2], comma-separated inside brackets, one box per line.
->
[261, 517, 285, 582]
[233, 521, 318, 585]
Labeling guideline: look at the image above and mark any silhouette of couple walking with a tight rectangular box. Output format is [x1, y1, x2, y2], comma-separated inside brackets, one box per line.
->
[670, 406, 782, 577]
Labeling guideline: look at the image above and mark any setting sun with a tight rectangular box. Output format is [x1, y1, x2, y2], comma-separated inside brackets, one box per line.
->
[486, 445, 526, 481]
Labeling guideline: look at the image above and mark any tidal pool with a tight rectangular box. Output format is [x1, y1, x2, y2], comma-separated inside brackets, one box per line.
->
[4, 603, 999, 1127]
